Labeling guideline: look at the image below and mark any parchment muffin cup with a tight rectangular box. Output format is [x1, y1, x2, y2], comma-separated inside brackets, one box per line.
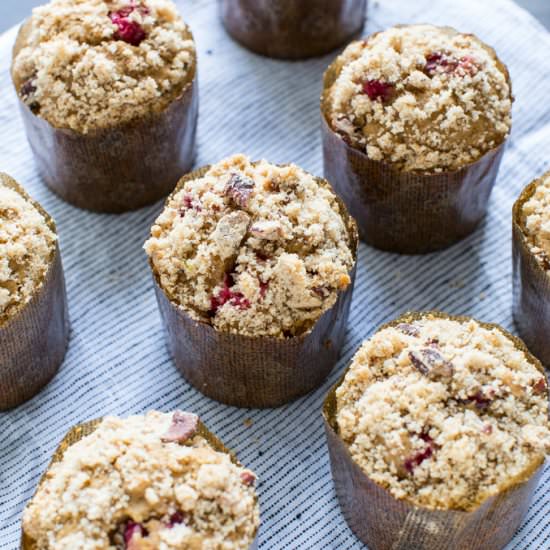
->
[150, 165, 358, 409]
[11, 20, 198, 214]
[21, 415, 260, 549]
[323, 311, 548, 550]
[220, 0, 367, 60]
[0, 174, 69, 411]
[321, 29, 511, 254]
[513, 174, 550, 368]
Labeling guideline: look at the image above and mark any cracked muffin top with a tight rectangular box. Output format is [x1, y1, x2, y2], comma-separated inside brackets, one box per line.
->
[12, 0, 195, 134]
[0, 175, 56, 324]
[335, 314, 550, 511]
[144, 155, 356, 339]
[519, 171, 550, 272]
[324, 24, 512, 173]
[22, 411, 260, 550]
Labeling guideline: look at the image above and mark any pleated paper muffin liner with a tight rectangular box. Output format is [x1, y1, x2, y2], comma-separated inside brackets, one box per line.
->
[21, 416, 260, 549]
[321, 28, 511, 254]
[323, 311, 548, 550]
[220, 0, 367, 60]
[513, 173, 550, 368]
[0, 174, 69, 410]
[11, 21, 198, 214]
[150, 165, 359, 408]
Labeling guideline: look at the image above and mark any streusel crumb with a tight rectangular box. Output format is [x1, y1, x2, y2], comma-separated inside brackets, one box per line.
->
[12, 0, 195, 133]
[0, 176, 56, 322]
[23, 411, 260, 550]
[521, 172, 550, 271]
[336, 315, 549, 511]
[326, 25, 512, 172]
[144, 154, 355, 338]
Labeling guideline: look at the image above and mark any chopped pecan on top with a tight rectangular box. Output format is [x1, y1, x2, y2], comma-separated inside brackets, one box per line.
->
[250, 220, 283, 241]
[395, 323, 420, 337]
[161, 411, 199, 443]
[225, 173, 255, 208]
[408, 348, 454, 381]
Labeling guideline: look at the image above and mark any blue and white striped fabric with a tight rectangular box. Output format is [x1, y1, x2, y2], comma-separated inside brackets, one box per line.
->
[1, 0, 549, 548]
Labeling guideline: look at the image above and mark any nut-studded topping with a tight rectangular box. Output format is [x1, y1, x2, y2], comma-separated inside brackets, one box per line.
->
[225, 173, 255, 208]
[161, 411, 199, 443]
[250, 220, 283, 241]
[409, 348, 454, 380]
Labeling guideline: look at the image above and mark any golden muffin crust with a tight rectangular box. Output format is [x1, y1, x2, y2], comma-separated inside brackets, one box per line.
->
[23, 411, 259, 550]
[0, 177, 56, 323]
[326, 25, 512, 173]
[336, 315, 549, 511]
[521, 172, 550, 271]
[12, 0, 195, 134]
[144, 154, 355, 338]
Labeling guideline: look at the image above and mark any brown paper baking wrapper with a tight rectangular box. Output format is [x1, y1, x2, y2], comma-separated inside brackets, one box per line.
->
[321, 30, 511, 254]
[220, 0, 367, 60]
[0, 174, 69, 410]
[323, 311, 548, 550]
[11, 21, 198, 213]
[513, 174, 550, 368]
[151, 165, 358, 408]
[21, 416, 260, 549]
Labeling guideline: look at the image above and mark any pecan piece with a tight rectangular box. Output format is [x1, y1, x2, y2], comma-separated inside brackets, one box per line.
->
[533, 378, 547, 395]
[396, 323, 419, 337]
[225, 173, 255, 208]
[409, 348, 454, 380]
[250, 220, 283, 240]
[161, 411, 199, 443]
[212, 211, 250, 261]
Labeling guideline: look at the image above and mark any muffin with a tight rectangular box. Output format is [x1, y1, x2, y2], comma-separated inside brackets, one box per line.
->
[11, 0, 198, 213]
[220, 0, 367, 59]
[321, 24, 512, 253]
[0, 173, 69, 410]
[513, 171, 550, 367]
[22, 411, 260, 549]
[145, 154, 358, 407]
[324, 312, 549, 550]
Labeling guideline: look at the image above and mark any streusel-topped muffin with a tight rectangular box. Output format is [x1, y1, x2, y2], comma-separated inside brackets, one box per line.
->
[0, 176, 56, 322]
[12, 0, 195, 134]
[336, 314, 549, 511]
[22, 411, 260, 549]
[520, 172, 550, 271]
[326, 25, 512, 173]
[145, 154, 355, 338]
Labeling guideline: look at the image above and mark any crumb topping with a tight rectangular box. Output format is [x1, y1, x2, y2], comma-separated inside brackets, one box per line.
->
[325, 25, 512, 172]
[22, 411, 259, 550]
[12, 0, 195, 133]
[336, 315, 550, 511]
[144, 154, 355, 338]
[521, 172, 550, 271]
[0, 177, 56, 323]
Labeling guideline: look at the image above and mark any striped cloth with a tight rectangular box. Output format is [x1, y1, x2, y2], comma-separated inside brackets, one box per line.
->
[1, 0, 549, 548]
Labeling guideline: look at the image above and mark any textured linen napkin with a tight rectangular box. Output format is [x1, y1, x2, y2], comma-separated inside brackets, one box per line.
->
[1, 0, 549, 548]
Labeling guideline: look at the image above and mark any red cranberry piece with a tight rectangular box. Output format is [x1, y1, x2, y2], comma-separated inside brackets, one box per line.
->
[467, 388, 496, 410]
[259, 281, 269, 300]
[362, 79, 394, 103]
[532, 378, 547, 395]
[178, 193, 201, 216]
[209, 273, 251, 316]
[161, 411, 199, 444]
[425, 52, 459, 75]
[109, 2, 149, 46]
[167, 512, 185, 527]
[124, 521, 147, 546]
[403, 433, 436, 474]
[240, 471, 256, 486]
